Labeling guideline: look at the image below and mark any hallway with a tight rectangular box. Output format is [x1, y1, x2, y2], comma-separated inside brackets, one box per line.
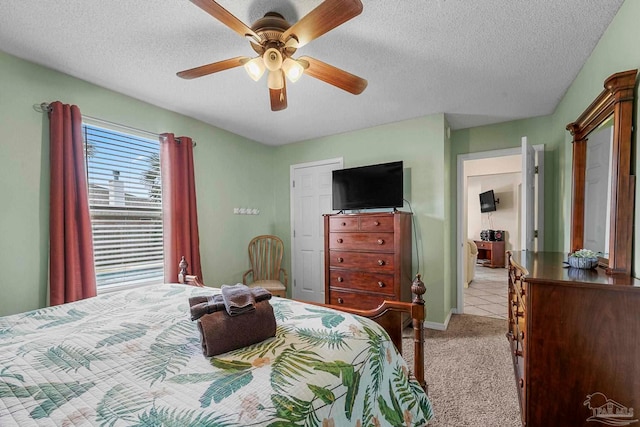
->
[463, 266, 508, 319]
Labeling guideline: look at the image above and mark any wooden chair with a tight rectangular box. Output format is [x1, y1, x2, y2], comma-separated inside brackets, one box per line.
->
[242, 235, 288, 298]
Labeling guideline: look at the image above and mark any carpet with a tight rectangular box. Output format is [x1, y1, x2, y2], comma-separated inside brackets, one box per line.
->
[402, 314, 521, 427]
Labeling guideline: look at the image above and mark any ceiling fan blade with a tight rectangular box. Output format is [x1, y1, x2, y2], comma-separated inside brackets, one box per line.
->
[299, 56, 367, 95]
[280, 0, 363, 48]
[190, 0, 261, 42]
[177, 56, 249, 79]
[270, 80, 288, 111]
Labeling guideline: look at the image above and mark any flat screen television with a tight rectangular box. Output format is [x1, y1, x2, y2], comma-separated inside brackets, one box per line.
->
[332, 161, 403, 210]
[479, 190, 497, 213]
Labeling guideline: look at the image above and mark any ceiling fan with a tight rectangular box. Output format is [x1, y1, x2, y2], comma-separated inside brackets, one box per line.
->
[177, 0, 368, 111]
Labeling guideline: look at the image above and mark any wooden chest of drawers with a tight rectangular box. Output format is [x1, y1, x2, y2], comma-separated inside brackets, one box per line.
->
[324, 212, 412, 311]
[507, 251, 640, 427]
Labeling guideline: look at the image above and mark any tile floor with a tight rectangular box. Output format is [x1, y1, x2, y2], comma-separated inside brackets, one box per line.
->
[463, 265, 509, 319]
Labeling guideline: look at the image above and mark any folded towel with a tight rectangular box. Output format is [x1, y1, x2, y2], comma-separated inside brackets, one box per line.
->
[188, 286, 272, 307]
[197, 300, 276, 357]
[189, 295, 226, 321]
[189, 287, 272, 321]
[220, 284, 256, 316]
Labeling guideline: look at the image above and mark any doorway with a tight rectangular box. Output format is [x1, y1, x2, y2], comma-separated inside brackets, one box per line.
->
[456, 144, 544, 316]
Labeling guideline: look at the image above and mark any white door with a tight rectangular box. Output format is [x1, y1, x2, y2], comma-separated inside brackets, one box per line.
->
[291, 158, 343, 302]
[521, 137, 536, 251]
[520, 138, 545, 251]
[535, 146, 545, 252]
[583, 126, 613, 253]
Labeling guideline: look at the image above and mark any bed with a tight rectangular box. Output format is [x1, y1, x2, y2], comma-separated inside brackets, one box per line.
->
[0, 279, 433, 426]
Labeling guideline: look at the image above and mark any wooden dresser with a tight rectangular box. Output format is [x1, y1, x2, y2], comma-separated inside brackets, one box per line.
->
[507, 251, 640, 427]
[475, 240, 505, 268]
[323, 212, 412, 310]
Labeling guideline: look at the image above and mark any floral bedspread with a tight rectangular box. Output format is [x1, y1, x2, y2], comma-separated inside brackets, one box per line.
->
[0, 284, 432, 426]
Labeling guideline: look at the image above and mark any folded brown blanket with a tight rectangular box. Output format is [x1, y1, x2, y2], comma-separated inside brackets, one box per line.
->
[220, 284, 255, 316]
[189, 287, 272, 321]
[196, 300, 276, 357]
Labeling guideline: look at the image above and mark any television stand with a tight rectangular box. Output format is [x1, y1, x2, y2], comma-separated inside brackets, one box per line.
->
[474, 240, 505, 268]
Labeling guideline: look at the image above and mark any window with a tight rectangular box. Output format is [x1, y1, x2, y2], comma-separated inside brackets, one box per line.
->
[83, 123, 163, 291]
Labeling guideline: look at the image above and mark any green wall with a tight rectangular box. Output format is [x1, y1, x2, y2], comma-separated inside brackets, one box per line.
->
[0, 51, 276, 317]
[448, 0, 640, 318]
[272, 115, 452, 322]
[550, 0, 640, 275]
[2, 0, 639, 324]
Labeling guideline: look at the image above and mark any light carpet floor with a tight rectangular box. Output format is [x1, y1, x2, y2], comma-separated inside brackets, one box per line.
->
[402, 314, 521, 427]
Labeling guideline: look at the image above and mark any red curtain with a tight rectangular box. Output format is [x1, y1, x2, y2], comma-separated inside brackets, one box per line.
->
[160, 133, 202, 283]
[49, 101, 97, 305]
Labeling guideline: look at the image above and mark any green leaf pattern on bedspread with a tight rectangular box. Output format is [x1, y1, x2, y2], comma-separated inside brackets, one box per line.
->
[0, 284, 432, 426]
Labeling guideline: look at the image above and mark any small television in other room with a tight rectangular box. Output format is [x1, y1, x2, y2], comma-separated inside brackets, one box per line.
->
[332, 161, 403, 210]
[479, 190, 497, 213]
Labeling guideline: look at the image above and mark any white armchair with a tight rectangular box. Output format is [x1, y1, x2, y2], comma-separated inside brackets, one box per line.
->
[465, 239, 478, 288]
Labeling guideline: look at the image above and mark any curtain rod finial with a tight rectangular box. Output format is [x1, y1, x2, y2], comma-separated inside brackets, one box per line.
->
[34, 102, 52, 113]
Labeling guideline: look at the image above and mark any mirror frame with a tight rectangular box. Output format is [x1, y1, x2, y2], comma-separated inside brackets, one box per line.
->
[566, 69, 637, 275]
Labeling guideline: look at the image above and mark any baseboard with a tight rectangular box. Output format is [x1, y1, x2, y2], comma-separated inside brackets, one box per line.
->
[424, 309, 453, 331]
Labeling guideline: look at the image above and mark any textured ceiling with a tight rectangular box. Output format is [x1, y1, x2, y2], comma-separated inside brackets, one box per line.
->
[0, 1, 624, 145]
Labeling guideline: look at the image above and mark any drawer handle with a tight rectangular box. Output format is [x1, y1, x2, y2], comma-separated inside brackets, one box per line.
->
[519, 378, 524, 388]
[519, 332, 525, 340]
[337, 298, 344, 304]
[337, 276, 344, 282]
[341, 222, 346, 226]
[377, 259, 385, 266]
[337, 238, 343, 243]
[378, 281, 385, 288]
[514, 349, 523, 357]
[377, 239, 384, 245]
[374, 221, 380, 226]
[337, 257, 344, 263]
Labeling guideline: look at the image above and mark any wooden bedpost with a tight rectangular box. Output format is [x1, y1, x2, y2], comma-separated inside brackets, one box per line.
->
[178, 256, 188, 284]
[411, 274, 427, 393]
[178, 256, 205, 287]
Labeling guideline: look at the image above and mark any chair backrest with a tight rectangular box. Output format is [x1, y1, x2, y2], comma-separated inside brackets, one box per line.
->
[248, 235, 284, 281]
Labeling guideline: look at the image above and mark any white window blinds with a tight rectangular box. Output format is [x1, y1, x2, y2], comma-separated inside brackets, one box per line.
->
[83, 124, 164, 291]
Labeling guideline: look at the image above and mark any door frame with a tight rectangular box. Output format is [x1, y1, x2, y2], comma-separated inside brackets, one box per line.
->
[289, 157, 343, 300]
[456, 147, 521, 314]
[456, 146, 544, 313]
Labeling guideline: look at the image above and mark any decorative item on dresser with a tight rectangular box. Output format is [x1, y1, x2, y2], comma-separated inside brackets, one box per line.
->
[474, 239, 505, 268]
[324, 211, 412, 311]
[507, 251, 640, 427]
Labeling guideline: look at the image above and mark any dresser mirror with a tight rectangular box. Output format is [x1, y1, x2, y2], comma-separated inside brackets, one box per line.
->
[566, 69, 637, 275]
[582, 116, 613, 257]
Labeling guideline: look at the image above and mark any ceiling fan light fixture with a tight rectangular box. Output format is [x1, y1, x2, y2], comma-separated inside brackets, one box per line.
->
[268, 70, 284, 90]
[244, 57, 265, 81]
[263, 48, 283, 72]
[282, 58, 304, 83]
[283, 36, 299, 49]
